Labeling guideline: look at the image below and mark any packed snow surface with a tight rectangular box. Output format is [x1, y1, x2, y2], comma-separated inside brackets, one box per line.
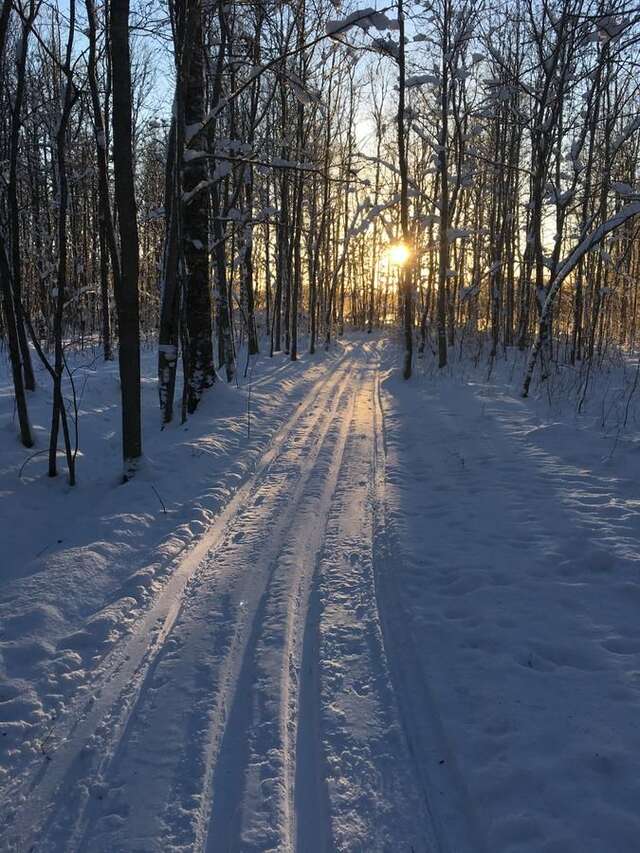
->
[1, 334, 640, 851]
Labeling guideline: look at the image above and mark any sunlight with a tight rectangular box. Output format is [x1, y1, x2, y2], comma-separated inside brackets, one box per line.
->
[386, 242, 411, 267]
[354, 114, 376, 151]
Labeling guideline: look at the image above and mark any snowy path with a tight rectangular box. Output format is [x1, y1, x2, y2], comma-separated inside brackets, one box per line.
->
[381, 362, 640, 853]
[1, 341, 433, 853]
[4, 340, 640, 853]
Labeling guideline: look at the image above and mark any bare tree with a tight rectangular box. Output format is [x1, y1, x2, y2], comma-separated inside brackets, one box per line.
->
[111, 0, 142, 476]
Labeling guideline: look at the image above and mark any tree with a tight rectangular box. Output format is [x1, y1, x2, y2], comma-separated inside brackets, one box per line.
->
[183, 5, 215, 412]
[111, 0, 142, 476]
[397, 0, 413, 377]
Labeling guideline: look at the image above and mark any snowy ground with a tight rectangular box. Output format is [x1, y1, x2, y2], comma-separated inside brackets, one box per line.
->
[1, 334, 640, 852]
[381, 341, 640, 853]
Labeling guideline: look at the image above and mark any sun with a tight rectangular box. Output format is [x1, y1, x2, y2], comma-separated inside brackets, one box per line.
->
[387, 242, 411, 267]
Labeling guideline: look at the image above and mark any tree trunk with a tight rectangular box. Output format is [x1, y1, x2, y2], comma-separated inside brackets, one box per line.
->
[397, 0, 413, 378]
[85, 0, 118, 362]
[0, 235, 32, 447]
[436, 0, 450, 369]
[183, 15, 215, 412]
[110, 0, 142, 476]
[8, 0, 37, 391]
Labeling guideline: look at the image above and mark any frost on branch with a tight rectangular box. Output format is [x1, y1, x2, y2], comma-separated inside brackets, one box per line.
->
[282, 71, 323, 108]
[326, 7, 399, 39]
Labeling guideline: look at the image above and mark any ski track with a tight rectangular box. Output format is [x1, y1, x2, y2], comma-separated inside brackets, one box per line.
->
[310, 362, 432, 853]
[3, 340, 640, 853]
[1, 340, 447, 853]
[1, 344, 356, 851]
[15, 340, 614, 853]
[372, 373, 488, 853]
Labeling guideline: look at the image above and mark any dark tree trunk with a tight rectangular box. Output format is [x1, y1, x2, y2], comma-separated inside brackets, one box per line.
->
[0, 235, 32, 447]
[111, 0, 142, 476]
[85, 0, 117, 362]
[8, 0, 37, 391]
[0, 0, 32, 448]
[397, 0, 413, 378]
[183, 17, 214, 412]
[158, 119, 180, 423]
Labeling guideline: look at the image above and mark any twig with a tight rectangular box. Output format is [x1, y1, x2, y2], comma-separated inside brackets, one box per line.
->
[150, 484, 167, 514]
[18, 449, 51, 479]
[34, 715, 57, 759]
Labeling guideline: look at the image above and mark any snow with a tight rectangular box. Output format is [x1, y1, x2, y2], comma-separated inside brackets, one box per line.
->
[0, 339, 346, 798]
[611, 181, 639, 199]
[2, 333, 640, 851]
[379, 340, 640, 852]
[406, 73, 439, 88]
[326, 8, 399, 38]
[612, 115, 640, 152]
[447, 226, 472, 241]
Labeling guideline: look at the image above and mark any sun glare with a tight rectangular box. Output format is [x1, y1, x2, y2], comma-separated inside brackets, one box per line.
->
[386, 242, 411, 267]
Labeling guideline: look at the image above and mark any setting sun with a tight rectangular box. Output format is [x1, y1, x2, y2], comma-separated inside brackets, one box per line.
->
[386, 242, 411, 267]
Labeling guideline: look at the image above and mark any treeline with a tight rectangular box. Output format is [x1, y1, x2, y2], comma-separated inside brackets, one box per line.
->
[389, 0, 640, 392]
[1, 0, 640, 481]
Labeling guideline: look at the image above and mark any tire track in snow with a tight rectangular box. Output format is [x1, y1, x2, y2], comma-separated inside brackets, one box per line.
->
[0, 347, 358, 853]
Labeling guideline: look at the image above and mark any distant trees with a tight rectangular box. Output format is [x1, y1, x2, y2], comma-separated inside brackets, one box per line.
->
[364, 0, 640, 384]
[2, 0, 640, 478]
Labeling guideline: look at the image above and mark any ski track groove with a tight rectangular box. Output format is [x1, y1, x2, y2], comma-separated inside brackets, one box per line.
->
[1, 345, 356, 853]
[310, 358, 434, 852]
[200, 364, 359, 853]
[74, 358, 358, 853]
[293, 549, 330, 853]
[280, 382, 359, 851]
[2, 339, 471, 853]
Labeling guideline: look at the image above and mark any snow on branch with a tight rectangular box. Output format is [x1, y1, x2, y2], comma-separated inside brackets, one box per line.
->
[326, 7, 399, 38]
[522, 201, 640, 397]
[281, 70, 323, 108]
[611, 115, 640, 152]
[406, 73, 440, 88]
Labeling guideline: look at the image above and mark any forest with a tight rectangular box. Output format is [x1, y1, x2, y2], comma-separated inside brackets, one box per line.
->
[1, 0, 639, 478]
[2, 0, 640, 850]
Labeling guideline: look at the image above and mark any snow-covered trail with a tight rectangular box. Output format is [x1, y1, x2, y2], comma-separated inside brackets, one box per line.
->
[381, 362, 640, 852]
[7, 338, 638, 853]
[1, 340, 435, 853]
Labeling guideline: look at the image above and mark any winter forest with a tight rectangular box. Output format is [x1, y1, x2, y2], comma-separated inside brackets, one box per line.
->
[2, 0, 640, 849]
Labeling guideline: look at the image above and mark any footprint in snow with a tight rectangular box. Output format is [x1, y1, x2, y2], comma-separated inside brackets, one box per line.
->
[601, 636, 640, 655]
